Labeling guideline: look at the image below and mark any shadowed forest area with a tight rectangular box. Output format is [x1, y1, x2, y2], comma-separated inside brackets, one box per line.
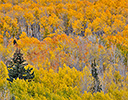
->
[0, 0, 128, 100]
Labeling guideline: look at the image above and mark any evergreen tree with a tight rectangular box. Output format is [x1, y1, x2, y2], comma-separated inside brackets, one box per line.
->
[90, 60, 102, 93]
[7, 49, 34, 82]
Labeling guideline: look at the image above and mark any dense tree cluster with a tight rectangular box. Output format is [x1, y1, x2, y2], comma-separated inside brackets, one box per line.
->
[0, 0, 128, 99]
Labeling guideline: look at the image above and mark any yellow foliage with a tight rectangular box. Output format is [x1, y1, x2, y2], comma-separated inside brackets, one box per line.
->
[0, 61, 8, 89]
[0, 35, 3, 43]
[0, 0, 128, 99]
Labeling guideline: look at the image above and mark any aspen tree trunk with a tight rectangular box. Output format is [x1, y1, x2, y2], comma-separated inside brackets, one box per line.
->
[4, 86, 7, 100]
[26, 24, 29, 36]
[126, 54, 128, 71]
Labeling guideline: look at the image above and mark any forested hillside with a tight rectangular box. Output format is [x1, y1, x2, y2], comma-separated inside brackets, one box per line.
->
[0, 0, 128, 100]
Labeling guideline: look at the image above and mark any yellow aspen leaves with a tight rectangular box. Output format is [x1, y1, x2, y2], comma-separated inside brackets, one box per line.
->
[0, 35, 3, 43]
[23, 12, 35, 25]
[85, 28, 92, 36]
[0, 61, 8, 89]
[0, 0, 128, 99]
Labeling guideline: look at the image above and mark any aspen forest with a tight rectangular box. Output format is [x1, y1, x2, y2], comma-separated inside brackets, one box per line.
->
[0, 0, 128, 100]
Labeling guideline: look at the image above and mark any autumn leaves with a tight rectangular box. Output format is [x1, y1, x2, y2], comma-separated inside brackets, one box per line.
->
[0, 0, 128, 99]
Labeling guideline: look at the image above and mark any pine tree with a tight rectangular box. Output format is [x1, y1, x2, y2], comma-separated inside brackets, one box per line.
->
[7, 49, 34, 82]
[90, 60, 102, 93]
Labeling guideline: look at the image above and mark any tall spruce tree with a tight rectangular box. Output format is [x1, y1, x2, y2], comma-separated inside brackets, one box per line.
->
[90, 60, 102, 93]
[7, 49, 34, 82]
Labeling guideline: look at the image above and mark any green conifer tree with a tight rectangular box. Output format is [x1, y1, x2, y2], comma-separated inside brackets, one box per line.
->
[7, 49, 34, 82]
[90, 60, 102, 93]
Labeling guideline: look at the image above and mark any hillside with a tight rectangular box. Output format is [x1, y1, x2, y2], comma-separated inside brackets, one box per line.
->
[0, 0, 128, 100]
